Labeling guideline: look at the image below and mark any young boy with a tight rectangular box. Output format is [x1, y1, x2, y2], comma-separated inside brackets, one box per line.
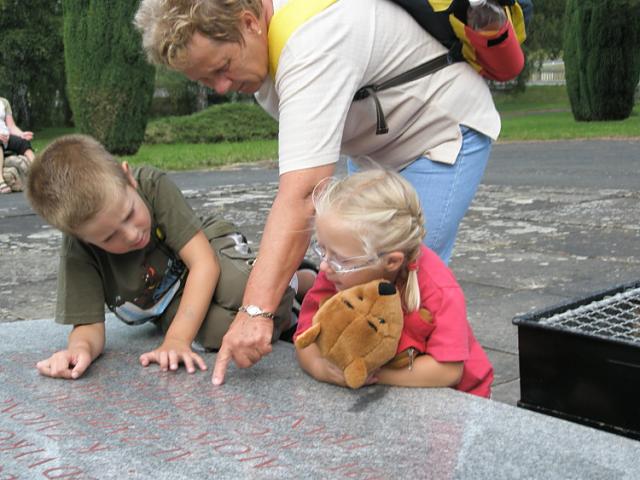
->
[26, 134, 295, 380]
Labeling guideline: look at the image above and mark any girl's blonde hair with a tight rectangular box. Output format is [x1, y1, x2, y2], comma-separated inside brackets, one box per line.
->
[134, 0, 263, 69]
[26, 135, 129, 235]
[313, 169, 426, 312]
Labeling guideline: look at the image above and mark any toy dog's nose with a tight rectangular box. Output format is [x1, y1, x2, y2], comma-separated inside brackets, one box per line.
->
[378, 282, 396, 296]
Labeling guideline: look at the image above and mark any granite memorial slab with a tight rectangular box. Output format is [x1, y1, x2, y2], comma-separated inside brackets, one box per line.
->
[1, 319, 639, 479]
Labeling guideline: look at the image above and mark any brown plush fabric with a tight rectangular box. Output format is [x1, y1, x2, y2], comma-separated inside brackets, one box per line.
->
[295, 279, 403, 389]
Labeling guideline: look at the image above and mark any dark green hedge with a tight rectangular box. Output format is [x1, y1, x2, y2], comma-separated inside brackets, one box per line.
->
[63, 1, 154, 154]
[563, 0, 640, 121]
[144, 102, 279, 144]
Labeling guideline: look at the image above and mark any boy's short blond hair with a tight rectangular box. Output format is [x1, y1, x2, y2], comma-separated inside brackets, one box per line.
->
[26, 134, 129, 235]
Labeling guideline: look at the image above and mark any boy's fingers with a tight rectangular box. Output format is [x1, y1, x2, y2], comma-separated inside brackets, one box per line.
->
[182, 355, 195, 374]
[36, 359, 51, 376]
[159, 351, 169, 371]
[168, 350, 179, 371]
[193, 353, 207, 371]
[70, 354, 91, 379]
[212, 346, 232, 385]
[139, 351, 158, 366]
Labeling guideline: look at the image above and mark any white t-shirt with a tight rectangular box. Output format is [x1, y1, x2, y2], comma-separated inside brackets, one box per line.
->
[256, 0, 501, 175]
[0, 98, 10, 136]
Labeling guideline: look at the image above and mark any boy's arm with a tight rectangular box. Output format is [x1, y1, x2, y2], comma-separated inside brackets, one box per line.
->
[374, 355, 463, 388]
[139, 230, 217, 373]
[36, 322, 105, 380]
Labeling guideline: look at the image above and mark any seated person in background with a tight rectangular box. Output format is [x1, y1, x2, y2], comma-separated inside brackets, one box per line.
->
[26, 134, 299, 381]
[294, 169, 494, 398]
[1, 96, 35, 194]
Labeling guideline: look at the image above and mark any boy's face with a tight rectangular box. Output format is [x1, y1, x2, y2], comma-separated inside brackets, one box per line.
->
[74, 164, 152, 254]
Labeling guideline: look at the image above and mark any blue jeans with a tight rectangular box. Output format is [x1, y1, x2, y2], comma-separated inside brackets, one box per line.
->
[348, 126, 492, 264]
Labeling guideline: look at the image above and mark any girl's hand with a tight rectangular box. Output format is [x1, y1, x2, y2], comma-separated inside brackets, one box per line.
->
[21, 131, 34, 141]
[139, 337, 207, 373]
[36, 348, 93, 380]
[315, 357, 349, 387]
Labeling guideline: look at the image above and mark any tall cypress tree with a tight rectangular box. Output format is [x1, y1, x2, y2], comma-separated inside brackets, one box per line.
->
[563, 0, 640, 121]
[63, 1, 154, 154]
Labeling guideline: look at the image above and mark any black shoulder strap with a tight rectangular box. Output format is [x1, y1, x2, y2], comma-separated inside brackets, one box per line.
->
[353, 51, 454, 135]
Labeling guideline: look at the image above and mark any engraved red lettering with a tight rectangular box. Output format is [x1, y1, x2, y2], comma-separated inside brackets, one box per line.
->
[152, 447, 192, 462]
[78, 441, 110, 454]
[213, 442, 251, 455]
[262, 436, 300, 450]
[9, 411, 46, 422]
[119, 434, 161, 445]
[0, 439, 35, 451]
[13, 448, 47, 459]
[0, 400, 20, 414]
[43, 466, 85, 478]
[237, 454, 284, 469]
[28, 456, 57, 468]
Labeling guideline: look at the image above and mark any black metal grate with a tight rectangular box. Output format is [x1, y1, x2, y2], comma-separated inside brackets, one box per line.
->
[538, 286, 640, 344]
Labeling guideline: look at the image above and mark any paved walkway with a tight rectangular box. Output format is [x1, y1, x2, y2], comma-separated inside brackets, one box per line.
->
[1, 139, 639, 406]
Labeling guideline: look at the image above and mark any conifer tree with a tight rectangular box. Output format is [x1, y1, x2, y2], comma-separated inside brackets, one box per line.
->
[63, 1, 154, 154]
[563, 0, 640, 121]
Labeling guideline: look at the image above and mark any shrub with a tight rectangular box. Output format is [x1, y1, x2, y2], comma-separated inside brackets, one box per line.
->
[563, 0, 640, 121]
[144, 103, 279, 144]
[63, 1, 154, 154]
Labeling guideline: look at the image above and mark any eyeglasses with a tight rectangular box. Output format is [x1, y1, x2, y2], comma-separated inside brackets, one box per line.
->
[311, 239, 384, 274]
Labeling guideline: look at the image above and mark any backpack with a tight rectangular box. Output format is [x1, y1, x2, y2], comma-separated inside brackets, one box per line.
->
[268, 0, 532, 134]
[269, 0, 531, 80]
[391, 0, 530, 81]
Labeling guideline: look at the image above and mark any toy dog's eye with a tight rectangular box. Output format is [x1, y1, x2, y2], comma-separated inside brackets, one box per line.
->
[357, 295, 363, 301]
[378, 317, 386, 324]
[342, 300, 354, 309]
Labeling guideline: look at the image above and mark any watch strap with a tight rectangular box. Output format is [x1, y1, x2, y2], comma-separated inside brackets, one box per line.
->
[239, 305, 276, 320]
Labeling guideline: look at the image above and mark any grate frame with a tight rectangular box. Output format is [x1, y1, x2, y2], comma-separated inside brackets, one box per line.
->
[513, 279, 640, 440]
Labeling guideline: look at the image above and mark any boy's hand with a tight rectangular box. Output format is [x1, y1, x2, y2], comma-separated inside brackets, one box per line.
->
[36, 348, 93, 380]
[139, 337, 207, 374]
[21, 131, 34, 141]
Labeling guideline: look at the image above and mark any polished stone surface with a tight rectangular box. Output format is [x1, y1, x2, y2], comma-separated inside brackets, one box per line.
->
[1, 319, 639, 479]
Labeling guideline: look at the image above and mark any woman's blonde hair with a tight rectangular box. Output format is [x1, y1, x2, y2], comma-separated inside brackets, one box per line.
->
[26, 135, 129, 235]
[134, 0, 263, 69]
[313, 169, 426, 312]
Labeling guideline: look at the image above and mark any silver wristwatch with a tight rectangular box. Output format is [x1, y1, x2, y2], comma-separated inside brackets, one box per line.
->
[239, 305, 276, 320]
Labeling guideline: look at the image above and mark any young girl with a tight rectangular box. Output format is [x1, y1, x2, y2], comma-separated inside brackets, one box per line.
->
[293, 169, 494, 398]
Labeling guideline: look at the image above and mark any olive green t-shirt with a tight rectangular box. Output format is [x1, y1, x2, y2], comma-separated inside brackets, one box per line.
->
[55, 166, 236, 326]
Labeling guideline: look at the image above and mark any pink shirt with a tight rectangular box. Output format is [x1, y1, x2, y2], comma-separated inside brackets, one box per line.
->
[295, 245, 494, 398]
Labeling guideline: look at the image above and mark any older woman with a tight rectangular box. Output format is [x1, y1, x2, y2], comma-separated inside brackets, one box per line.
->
[135, 0, 500, 384]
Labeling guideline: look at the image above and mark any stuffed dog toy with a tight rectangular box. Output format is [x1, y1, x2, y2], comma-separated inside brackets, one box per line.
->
[295, 279, 404, 389]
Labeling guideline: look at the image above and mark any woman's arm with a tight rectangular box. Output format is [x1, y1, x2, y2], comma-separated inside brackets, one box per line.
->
[375, 354, 463, 388]
[212, 163, 335, 385]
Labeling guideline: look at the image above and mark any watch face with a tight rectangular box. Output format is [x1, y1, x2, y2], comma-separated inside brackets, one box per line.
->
[246, 305, 261, 316]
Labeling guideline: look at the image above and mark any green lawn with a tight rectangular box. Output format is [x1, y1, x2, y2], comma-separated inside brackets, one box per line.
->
[33, 85, 639, 171]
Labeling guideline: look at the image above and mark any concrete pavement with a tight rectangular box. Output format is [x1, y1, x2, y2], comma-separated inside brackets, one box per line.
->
[1, 139, 639, 407]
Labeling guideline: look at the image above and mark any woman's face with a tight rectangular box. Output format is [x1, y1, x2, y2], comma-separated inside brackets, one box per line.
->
[181, 26, 269, 95]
